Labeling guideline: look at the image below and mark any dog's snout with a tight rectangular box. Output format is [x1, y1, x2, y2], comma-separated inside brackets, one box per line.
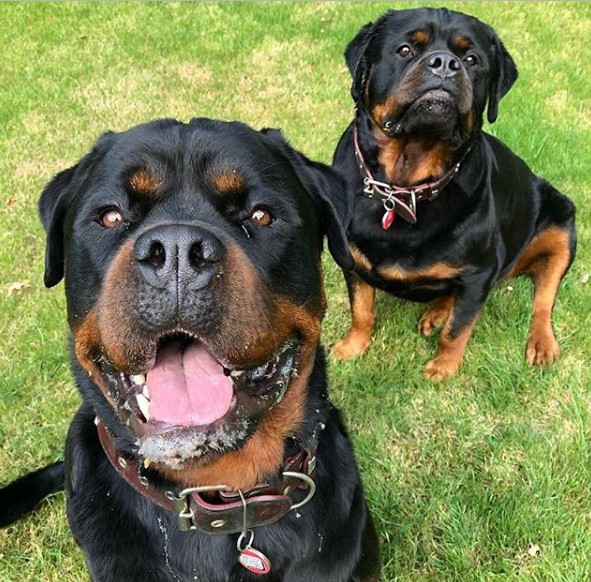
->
[134, 224, 224, 290]
[426, 51, 461, 78]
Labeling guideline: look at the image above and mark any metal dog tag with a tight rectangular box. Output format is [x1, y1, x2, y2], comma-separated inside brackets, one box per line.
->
[238, 546, 272, 575]
[237, 528, 271, 575]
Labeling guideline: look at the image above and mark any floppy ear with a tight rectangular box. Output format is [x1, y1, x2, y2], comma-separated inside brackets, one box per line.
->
[293, 156, 354, 273]
[39, 132, 115, 288]
[487, 35, 518, 124]
[345, 20, 377, 105]
[261, 129, 354, 272]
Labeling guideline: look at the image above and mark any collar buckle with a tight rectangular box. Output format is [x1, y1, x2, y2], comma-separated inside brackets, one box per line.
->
[363, 178, 374, 197]
[166, 485, 230, 531]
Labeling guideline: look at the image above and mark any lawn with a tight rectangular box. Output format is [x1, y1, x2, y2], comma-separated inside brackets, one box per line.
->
[0, 2, 590, 581]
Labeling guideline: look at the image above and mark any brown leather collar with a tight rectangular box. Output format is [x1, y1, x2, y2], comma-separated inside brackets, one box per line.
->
[95, 417, 318, 534]
[353, 125, 471, 227]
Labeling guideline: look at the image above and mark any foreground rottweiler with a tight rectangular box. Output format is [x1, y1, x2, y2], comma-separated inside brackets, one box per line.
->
[0, 118, 379, 582]
[330, 7, 576, 379]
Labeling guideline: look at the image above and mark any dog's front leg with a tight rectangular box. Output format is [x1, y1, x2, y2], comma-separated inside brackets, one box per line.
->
[424, 274, 493, 380]
[331, 270, 376, 360]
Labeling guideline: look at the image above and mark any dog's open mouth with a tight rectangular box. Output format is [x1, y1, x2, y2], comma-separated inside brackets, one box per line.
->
[99, 336, 300, 467]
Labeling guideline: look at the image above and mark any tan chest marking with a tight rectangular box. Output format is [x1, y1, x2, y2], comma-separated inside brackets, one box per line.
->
[378, 262, 462, 281]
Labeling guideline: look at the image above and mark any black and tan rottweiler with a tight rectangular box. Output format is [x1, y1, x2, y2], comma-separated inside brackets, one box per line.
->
[330, 7, 577, 380]
[0, 118, 380, 582]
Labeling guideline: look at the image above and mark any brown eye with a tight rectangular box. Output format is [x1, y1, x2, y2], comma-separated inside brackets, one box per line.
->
[464, 55, 478, 66]
[397, 45, 413, 58]
[250, 208, 273, 226]
[99, 208, 126, 228]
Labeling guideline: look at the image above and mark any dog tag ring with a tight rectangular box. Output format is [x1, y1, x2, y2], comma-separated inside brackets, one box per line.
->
[237, 530, 271, 575]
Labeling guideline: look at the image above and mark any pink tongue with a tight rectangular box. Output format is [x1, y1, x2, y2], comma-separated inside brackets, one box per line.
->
[146, 342, 234, 426]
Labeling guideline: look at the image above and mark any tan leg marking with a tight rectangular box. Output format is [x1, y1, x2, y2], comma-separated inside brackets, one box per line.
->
[424, 309, 479, 381]
[418, 295, 455, 337]
[331, 278, 376, 360]
[510, 226, 572, 366]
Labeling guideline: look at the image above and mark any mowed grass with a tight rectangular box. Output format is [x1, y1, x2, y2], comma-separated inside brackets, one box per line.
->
[0, 2, 589, 580]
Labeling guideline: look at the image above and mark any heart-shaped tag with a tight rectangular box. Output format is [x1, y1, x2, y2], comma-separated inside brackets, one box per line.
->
[382, 208, 395, 230]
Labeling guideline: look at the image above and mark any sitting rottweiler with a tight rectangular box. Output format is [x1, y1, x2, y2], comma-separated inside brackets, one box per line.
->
[0, 118, 379, 582]
[330, 7, 576, 379]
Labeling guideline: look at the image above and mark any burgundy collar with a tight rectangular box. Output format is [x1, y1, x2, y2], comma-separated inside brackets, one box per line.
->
[95, 416, 318, 535]
[353, 125, 470, 229]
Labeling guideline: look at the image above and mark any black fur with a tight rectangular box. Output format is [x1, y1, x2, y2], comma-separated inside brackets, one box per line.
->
[0, 462, 64, 527]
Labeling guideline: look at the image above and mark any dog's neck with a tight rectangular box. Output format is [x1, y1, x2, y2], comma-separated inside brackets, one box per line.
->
[356, 113, 466, 187]
[376, 132, 454, 186]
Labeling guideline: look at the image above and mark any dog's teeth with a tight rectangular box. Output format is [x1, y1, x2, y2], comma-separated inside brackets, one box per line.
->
[132, 374, 146, 385]
[142, 385, 150, 400]
[136, 393, 151, 421]
[230, 370, 245, 378]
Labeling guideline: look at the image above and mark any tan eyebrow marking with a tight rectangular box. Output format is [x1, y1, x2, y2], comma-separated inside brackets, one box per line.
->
[410, 30, 429, 44]
[455, 35, 472, 51]
[128, 169, 162, 196]
[212, 169, 247, 195]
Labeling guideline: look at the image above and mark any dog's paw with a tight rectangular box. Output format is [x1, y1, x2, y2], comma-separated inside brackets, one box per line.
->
[424, 356, 460, 380]
[330, 334, 371, 360]
[418, 297, 453, 337]
[526, 332, 560, 366]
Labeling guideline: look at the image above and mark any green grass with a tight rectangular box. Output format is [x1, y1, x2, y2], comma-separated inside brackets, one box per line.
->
[0, 2, 590, 580]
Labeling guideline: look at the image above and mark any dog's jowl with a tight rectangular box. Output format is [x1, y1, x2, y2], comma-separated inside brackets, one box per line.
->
[330, 7, 576, 380]
[1, 118, 380, 582]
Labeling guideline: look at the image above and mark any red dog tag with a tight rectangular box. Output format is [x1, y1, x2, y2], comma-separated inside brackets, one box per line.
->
[238, 547, 272, 575]
[382, 208, 395, 230]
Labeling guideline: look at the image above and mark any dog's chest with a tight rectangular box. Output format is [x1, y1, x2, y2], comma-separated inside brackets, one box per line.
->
[348, 216, 464, 300]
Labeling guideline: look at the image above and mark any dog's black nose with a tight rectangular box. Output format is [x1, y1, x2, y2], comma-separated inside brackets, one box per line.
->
[426, 51, 461, 78]
[134, 224, 225, 291]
